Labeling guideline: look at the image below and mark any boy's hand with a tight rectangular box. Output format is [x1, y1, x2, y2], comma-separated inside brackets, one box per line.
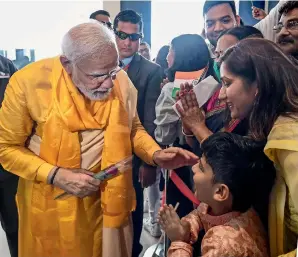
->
[158, 204, 190, 242]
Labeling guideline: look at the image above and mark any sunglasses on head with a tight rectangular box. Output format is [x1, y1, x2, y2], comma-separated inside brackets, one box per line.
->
[114, 30, 143, 41]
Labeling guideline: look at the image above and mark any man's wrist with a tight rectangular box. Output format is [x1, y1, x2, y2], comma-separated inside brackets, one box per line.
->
[152, 150, 161, 166]
[47, 166, 59, 184]
[50, 167, 60, 185]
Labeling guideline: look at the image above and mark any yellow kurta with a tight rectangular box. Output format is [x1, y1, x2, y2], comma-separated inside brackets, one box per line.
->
[264, 116, 298, 257]
[0, 57, 161, 257]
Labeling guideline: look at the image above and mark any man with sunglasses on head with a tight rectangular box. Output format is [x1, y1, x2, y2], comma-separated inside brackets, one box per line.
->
[114, 9, 163, 257]
[90, 10, 113, 29]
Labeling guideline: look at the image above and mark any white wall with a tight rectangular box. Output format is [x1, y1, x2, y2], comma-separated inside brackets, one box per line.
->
[0, 1, 103, 60]
[151, 1, 204, 59]
[103, 0, 121, 21]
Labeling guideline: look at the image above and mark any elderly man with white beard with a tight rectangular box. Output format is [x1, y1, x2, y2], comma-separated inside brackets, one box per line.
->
[0, 22, 198, 257]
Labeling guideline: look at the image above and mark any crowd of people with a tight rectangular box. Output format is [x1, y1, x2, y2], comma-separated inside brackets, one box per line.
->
[0, 1, 297, 257]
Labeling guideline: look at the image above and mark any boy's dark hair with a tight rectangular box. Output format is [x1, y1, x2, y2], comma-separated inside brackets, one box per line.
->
[279, 1, 298, 20]
[201, 132, 275, 227]
[114, 10, 143, 33]
[203, 0, 237, 17]
[90, 10, 110, 20]
[218, 25, 264, 41]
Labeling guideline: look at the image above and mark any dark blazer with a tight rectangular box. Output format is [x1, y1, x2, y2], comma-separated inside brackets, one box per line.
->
[127, 53, 162, 139]
[0, 55, 17, 106]
[0, 55, 18, 180]
[126, 53, 163, 170]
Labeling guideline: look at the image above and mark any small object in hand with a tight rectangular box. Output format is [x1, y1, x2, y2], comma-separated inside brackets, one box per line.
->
[54, 156, 133, 200]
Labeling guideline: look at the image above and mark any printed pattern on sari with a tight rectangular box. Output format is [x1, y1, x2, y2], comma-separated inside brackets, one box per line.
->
[205, 89, 241, 133]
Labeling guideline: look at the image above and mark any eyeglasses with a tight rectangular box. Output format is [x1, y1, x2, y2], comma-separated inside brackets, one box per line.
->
[114, 30, 143, 41]
[75, 64, 121, 83]
[273, 20, 298, 33]
[99, 21, 113, 29]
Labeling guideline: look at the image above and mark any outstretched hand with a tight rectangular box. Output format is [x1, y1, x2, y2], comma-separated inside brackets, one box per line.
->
[153, 147, 199, 170]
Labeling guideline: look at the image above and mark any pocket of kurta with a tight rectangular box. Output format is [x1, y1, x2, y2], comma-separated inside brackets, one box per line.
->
[30, 182, 60, 237]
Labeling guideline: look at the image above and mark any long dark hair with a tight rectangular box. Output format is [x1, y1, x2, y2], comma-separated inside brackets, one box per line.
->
[167, 34, 214, 82]
[221, 38, 298, 140]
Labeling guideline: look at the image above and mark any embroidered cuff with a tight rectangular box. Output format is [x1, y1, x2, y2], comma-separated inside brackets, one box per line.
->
[170, 241, 193, 255]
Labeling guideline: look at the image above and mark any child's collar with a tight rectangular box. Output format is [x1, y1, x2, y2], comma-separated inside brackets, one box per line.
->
[199, 203, 241, 226]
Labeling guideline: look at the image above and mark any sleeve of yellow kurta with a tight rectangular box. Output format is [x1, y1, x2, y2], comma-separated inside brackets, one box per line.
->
[131, 114, 161, 166]
[264, 120, 298, 257]
[0, 74, 54, 182]
[278, 250, 297, 257]
[276, 149, 298, 257]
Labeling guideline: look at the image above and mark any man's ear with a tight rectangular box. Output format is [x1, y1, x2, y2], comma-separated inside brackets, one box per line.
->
[60, 55, 72, 75]
[213, 184, 230, 202]
[236, 15, 241, 26]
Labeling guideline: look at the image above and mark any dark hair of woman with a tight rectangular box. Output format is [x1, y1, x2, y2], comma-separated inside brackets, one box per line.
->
[167, 34, 214, 82]
[221, 38, 298, 140]
[218, 25, 263, 42]
[155, 45, 170, 78]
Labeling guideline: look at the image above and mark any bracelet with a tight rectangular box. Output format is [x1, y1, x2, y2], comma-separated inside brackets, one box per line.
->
[50, 167, 60, 185]
[182, 128, 194, 137]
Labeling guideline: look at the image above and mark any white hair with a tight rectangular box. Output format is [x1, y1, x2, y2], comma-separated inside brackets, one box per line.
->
[61, 21, 118, 64]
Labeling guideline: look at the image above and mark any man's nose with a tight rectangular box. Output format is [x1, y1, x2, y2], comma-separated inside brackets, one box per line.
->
[98, 79, 114, 90]
[123, 37, 132, 46]
[214, 21, 225, 32]
[279, 25, 291, 37]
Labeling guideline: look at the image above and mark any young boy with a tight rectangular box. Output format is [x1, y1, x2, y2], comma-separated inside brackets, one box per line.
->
[158, 132, 275, 257]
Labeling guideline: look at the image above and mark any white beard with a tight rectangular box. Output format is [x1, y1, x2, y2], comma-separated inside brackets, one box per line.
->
[71, 69, 113, 101]
[75, 81, 112, 101]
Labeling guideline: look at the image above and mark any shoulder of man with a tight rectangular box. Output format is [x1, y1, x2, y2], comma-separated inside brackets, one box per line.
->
[0, 55, 17, 75]
[12, 57, 56, 85]
[134, 53, 162, 73]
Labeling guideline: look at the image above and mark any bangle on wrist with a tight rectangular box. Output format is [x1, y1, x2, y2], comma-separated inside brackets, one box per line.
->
[182, 127, 194, 137]
[50, 167, 60, 185]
